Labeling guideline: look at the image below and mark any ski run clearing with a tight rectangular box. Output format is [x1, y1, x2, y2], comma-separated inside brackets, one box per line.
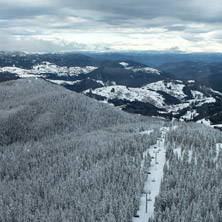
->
[133, 127, 169, 222]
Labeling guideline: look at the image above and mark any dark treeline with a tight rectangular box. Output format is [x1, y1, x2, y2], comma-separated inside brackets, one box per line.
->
[150, 122, 222, 222]
[0, 78, 163, 221]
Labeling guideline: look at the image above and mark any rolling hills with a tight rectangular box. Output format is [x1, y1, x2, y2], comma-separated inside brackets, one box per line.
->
[0, 52, 221, 128]
[158, 61, 222, 93]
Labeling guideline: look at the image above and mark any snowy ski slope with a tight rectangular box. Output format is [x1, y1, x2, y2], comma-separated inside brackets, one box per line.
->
[134, 127, 169, 221]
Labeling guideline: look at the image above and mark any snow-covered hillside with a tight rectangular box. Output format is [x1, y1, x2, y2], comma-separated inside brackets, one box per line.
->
[119, 62, 161, 75]
[0, 62, 98, 78]
[84, 80, 220, 123]
[84, 85, 166, 107]
[85, 80, 217, 105]
[145, 80, 187, 100]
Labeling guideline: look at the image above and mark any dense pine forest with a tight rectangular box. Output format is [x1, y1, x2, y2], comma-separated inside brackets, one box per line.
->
[0, 78, 221, 221]
[0, 78, 163, 221]
[152, 123, 222, 222]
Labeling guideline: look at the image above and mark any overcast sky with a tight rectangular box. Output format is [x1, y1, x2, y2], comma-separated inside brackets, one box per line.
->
[0, 0, 222, 52]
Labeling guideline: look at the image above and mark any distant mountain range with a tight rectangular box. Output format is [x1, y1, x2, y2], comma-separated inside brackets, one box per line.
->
[0, 52, 221, 128]
[157, 61, 222, 93]
[83, 51, 222, 66]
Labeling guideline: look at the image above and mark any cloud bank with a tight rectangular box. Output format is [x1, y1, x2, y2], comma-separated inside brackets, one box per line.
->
[0, 0, 221, 52]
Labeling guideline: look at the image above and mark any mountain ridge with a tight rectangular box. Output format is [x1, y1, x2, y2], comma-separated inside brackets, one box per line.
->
[158, 61, 222, 93]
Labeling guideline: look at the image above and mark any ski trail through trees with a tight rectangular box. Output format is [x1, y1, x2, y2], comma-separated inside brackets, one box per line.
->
[133, 127, 169, 222]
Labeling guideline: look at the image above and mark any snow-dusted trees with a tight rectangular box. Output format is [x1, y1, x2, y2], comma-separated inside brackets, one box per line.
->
[152, 122, 222, 222]
[0, 78, 163, 222]
[0, 128, 161, 222]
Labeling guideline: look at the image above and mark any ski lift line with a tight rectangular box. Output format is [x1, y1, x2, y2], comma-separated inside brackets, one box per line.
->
[133, 126, 169, 222]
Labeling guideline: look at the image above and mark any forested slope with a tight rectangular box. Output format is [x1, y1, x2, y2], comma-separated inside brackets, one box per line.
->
[151, 123, 222, 222]
[0, 78, 151, 145]
[0, 78, 163, 222]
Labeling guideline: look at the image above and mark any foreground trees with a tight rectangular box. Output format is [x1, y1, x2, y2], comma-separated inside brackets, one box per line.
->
[151, 123, 222, 222]
[0, 127, 162, 222]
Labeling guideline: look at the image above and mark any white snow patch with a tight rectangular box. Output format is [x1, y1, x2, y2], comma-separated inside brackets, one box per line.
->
[84, 85, 165, 107]
[47, 79, 81, 85]
[140, 130, 153, 135]
[145, 81, 186, 100]
[119, 62, 161, 75]
[188, 150, 193, 162]
[119, 62, 129, 68]
[210, 88, 222, 96]
[95, 80, 105, 86]
[180, 109, 199, 121]
[111, 81, 116, 85]
[173, 147, 182, 158]
[158, 111, 168, 114]
[216, 143, 222, 149]
[197, 118, 212, 126]
[197, 119, 222, 129]
[191, 90, 205, 99]
[126, 67, 161, 75]
[0, 63, 97, 77]
[196, 97, 216, 106]
[216, 143, 222, 159]
[213, 124, 222, 128]
[167, 102, 190, 114]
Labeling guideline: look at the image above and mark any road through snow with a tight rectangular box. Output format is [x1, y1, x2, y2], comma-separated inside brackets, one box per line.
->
[133, 127, 168, 222]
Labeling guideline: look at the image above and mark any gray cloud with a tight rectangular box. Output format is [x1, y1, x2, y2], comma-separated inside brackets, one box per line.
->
[1, 0, 222, 24]
[0, 1, 54, 20]
[0, 34, 87, 52]
[166, 26, 186, 32]
[0, 0, 221, 52]
[56, 0, 222, 23]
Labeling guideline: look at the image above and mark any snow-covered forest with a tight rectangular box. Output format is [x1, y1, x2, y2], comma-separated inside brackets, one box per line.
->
[152, 123, 222, 222]
[0, 78, 163, 221]
[0, 78, 221, 222]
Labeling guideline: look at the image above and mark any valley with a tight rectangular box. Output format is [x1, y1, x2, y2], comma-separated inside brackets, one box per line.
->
[0, 52, 221, 129]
